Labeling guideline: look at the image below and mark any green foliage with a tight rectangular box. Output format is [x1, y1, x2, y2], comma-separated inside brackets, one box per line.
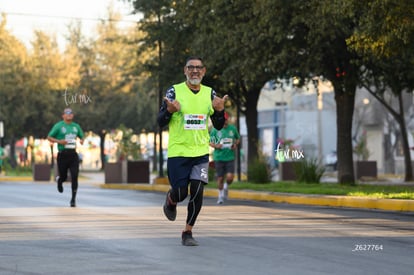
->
[115, 125, 142, 161]
[2, 158, 32, 176]
[0, 16, 31, 140]
[1, 8, 155, 168]
[131, 0, 191, 89]
[353, 131, 370, 161]
[294, 158, 325, 184]
[1, 1, 413, 182]
[348, 0, 414, 61]
[247, 157, 271, 184]
[131, 0, 364, 182]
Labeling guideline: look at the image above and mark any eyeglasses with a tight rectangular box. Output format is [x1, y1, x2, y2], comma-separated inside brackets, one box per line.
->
[186, 65, 204, 71]
[64, 111, 73, 114]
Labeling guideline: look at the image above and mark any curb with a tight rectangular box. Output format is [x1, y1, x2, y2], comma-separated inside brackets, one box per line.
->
[100, 183, 414, 212]
[0, 177, 34, 181]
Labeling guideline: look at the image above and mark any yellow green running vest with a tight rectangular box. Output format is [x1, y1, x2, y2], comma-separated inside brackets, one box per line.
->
[167, 82, 214, 158]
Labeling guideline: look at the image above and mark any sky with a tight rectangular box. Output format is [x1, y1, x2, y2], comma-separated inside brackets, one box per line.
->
[0, 0, 140, 49]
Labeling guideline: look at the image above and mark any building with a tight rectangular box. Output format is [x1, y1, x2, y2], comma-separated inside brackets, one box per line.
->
[354, 88, 414, 174]
[257, 79, 336, 169]
[257, 78, 414, 176]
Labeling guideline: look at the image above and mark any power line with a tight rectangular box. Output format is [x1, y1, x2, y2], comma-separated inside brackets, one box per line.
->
[1, 11, 139, 24]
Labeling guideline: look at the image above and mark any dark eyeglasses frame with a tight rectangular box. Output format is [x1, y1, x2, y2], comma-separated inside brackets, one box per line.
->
[186, 65, 204, 71]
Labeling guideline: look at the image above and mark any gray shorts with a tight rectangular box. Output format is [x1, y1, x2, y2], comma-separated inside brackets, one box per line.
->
[214, 160, 235, 177]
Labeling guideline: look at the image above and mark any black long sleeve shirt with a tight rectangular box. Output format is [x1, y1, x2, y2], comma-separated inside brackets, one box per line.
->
[157, 85, 225, 130]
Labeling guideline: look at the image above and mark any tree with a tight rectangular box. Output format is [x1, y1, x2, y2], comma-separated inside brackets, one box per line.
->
[0, 15, 32, 167]
[129, 0, 413, 185]
[1, 14, 85, 167]
[347, 0, 414, 181]
[132, 0, 285, 168]
[178, 0, 360, 184]
[181, 0, 276, 166]
[27, 31, 79, 137]
[130, 0, 193, 175]
[72, 7, 148, 169]
[258, 0, 365, 184]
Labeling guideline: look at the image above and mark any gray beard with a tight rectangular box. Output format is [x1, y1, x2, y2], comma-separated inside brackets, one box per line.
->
[186, 76, 202, 86]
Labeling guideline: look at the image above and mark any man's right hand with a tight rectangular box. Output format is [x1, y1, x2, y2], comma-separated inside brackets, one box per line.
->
[164, 97, 181, 113]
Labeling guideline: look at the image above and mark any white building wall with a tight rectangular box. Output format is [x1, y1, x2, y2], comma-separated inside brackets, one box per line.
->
[365, 128, 384, 173]
[284, 109, 336, 163]
[257, 80, 337, 168]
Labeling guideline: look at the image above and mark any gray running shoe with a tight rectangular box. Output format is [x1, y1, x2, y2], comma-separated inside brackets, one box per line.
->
[182, 231, 199, 246]
[163, 191, 176, 221]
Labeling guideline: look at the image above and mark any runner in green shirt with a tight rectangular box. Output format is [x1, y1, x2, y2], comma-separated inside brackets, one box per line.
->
[210, 112, 240, 204]
[47, 108, 84, 207]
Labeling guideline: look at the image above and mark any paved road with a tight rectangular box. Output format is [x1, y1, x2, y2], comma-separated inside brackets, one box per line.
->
[0, 180, 413, 275]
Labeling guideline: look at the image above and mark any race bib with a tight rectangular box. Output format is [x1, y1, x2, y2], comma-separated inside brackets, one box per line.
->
[221, 138, 233, 149]
[184, 114, 207, 130]
[64, 135, 76, 149]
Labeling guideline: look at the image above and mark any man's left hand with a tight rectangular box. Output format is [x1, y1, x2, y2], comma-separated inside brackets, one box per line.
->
[213, 94, 228, 111]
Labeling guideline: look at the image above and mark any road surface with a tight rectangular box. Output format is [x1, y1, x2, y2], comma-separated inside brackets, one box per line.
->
[0, 180, 413, 275]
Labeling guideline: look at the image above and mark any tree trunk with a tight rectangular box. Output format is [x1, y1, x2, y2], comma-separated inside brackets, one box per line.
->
[383, 133, 395, 174]
[152, 128, 157, 173]
[9, 136, 18, 168]
[245, 88, 260, 165]
[334, 84, 356, 184]
[99, 131, 106, 170]
[397, 93, 413, 181]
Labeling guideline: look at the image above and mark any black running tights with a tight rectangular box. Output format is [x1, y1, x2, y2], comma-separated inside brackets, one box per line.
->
[57, 151, 79, 197]
[169, 180, 204, 226]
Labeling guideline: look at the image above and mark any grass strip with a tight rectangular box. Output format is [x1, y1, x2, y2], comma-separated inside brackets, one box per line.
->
[226, 181, 414, 200]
